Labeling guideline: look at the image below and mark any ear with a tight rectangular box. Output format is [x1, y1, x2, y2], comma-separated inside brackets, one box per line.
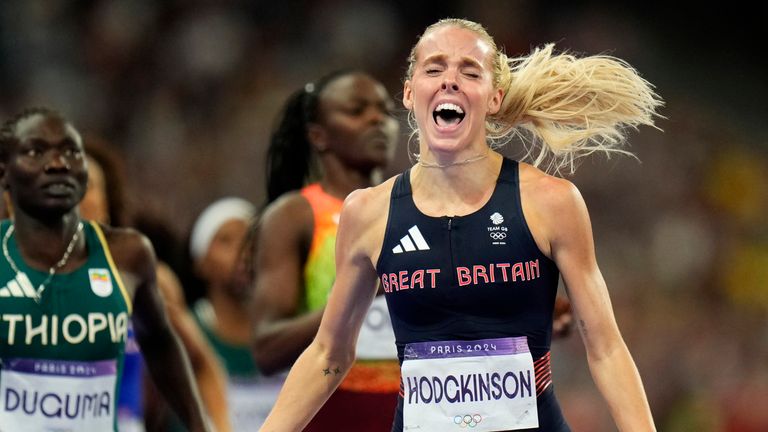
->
[306, 123, 328, 152]
[402, 80, 414, 110]
[488, 87, 504, 115]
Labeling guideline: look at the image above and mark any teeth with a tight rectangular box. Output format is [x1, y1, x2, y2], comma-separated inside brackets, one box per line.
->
[436, 103, 463, 114]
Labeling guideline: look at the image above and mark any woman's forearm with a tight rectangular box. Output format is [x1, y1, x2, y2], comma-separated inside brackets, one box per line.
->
[194, 347, 232, 432]
[587, 340, 656, 431]
[253, 309, 325, 374]
[259, 339, 354, 431]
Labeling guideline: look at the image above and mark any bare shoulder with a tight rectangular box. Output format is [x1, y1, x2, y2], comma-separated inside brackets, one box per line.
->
[517, 163, 590, 255]
[98, 224, 157, 290]
[340, 176, 395, 228]
[258, 191, 313, 238]
[338, 176, 396, 264]
[518, 162, 585, 215]
[261, 191, 312, 224]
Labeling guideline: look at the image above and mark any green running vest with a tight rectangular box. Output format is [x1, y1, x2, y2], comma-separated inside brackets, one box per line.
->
[0, 220, 132, 431]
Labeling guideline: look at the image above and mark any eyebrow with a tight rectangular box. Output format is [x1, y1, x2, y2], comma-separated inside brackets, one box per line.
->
[421, 53, 484, 69]
[23, 136, 79, 147]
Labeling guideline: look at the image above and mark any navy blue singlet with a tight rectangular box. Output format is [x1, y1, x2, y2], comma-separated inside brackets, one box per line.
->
[376, 158, 570, 431]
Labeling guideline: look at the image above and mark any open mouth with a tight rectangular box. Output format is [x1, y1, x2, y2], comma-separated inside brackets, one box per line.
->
[432, 103, 465, 128]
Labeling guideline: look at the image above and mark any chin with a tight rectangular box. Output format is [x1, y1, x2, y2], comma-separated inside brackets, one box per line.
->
[25, 204, 76, 221]
[425, 135, 469, 155]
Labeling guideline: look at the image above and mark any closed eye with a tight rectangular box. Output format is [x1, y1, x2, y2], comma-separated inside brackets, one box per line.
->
[462, 68, 481, 79]
[345, 106, 365, 116]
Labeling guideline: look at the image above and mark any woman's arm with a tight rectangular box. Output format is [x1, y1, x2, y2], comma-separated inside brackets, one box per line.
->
[250, 193, 323, 374]
[156, 262, 232, 432]
[113, 229, 211, 432]
[545, 178, 655, 431]
[259, 188, 384, 431]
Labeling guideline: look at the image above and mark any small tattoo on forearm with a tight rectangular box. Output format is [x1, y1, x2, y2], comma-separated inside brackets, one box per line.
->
[579, 319, 587, 335]
[322, 367, 342, 377]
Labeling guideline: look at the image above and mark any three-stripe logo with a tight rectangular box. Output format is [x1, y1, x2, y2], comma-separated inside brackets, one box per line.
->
[0, 273, 37, 298]
[392, 225, 430, 254]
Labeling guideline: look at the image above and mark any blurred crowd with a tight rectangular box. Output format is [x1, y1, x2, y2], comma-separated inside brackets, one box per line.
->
[1, 0, 766, 431]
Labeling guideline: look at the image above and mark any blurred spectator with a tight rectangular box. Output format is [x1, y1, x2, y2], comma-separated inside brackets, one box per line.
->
[80, 136, 232, 432]
[188, 197, 283, 430]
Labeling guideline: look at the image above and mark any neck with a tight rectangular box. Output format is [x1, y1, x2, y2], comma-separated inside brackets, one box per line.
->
[417, 146, 490, 169]
[11, 209, 84, 270]
[411, 151, 504, 216]
[416, 136, 492, 168]
[208, 288, 252, 344]
[318, 156, 376, 199]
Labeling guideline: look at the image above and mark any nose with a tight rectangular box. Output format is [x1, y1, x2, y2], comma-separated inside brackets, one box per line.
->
[44, 151, 71, 172]
[441, 81, 460, 92]
[441, 72, 460, 92]
[366, 106, 387, 125]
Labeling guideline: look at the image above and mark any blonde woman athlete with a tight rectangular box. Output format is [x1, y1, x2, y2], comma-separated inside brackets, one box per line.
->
[260, 18, 662, 432]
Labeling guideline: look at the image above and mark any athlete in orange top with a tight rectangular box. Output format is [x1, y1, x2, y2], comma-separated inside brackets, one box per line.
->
[251, 70, 402, 430]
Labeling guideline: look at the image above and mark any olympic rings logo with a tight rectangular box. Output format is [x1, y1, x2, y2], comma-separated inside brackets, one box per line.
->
[453, 414, 482, 428]
[489, 232, 507, 240]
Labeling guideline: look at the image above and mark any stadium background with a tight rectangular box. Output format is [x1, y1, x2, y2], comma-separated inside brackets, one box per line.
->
[0, 1, 766, 430]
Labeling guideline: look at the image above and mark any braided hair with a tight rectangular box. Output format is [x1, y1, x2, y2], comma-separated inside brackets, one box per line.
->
[264, 69, 357, 205]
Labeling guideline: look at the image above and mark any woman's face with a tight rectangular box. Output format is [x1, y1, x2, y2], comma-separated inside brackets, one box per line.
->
[79, 155, 110, 224]
[312, 73, 399, 171]
[403, 25, 502, 156]
[3, 113, 88, 218]
[199, 218, 250, 291]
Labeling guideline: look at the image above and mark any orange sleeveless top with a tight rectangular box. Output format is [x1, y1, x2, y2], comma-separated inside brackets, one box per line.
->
[301, 184, 400, 393]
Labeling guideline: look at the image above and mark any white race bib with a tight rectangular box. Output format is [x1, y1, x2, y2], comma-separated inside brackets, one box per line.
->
[401, 337, 538, 431]
[355, 296, 397, 360]
[0, 358, 117, 432]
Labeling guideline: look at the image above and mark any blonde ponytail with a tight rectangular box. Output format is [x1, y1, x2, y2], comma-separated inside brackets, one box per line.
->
[407, 19, 663, 174]
[491, 44, 663, 173]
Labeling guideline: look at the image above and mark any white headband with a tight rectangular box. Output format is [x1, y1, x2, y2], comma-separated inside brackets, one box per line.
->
[190, 197, 255, 260]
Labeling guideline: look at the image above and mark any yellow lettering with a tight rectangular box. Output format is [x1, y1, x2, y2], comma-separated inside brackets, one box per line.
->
[115, 312, 128, 343]
[25, 315, 48, 345]
[51, 315, 58, 345]
[4, 314, 23, 345]
[63, 314, 87, 344]
[107, 312, 116, 342]
[88, 313, 108, 343]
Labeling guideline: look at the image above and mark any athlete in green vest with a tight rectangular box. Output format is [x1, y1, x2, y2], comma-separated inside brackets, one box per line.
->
[0, 107, 210, 431]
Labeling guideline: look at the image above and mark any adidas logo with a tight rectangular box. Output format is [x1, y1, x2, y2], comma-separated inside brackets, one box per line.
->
[392, 225, 430, 254]
[0, 273, 38, 299]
